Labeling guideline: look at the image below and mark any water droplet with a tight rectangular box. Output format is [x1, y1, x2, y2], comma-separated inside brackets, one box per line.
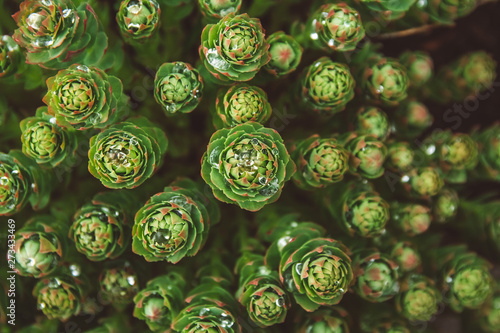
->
[11, 170, 19, 175]
[401, 175, 410, 183]
[151, 231, 171, 245]
[48, 278, 61, 288]
[26, 13, 44, 30]
[277, 236, 291, 251]
[328, 39, 335, 46]
[272, 148, 279, 156]
[33, 36, 54, 48]
[49, 117, 56, 124]
[171, 63, 185, 73]
[339, 288, 345, 294]
[199, 307, 211, 316]
[295, 263, 303, 275]
[127, 1, 143, 15]
[41, 0, 52, 5]
[251, 138, 259, 145]
[165, 104, 177, 113]
[209, 145, 223, 169]
[426, 144, 436, 155]
[218, 312, 234, 328]
[62, 9, 72, 18]
[69, 264, 80, 277]
[206, 48, 230, 70]
[258, 176, 267, 185]
[76, 65, 90, 73]
[276, 297, 284, 307]
[26, 258, 35, 267]
[127, 276, 136, 286]
[0, 177, 9, 185]
[38, 302, 46, 309]
[219, 7, 236, 17]
[169, 196, 190, 211]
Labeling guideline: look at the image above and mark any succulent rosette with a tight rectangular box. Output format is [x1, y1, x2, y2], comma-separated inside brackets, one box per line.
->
[201, 122, 295, 212]
[198, 0, 242, 21]
[473, 124, 500, 181]
[431, 51, 497, 103]
[33, 273, 87, 321]
[212, 84, 272, 129]
[14, 215, 68, 278]
[12, 0, 114, 70]
[199, 13, 270, 83]
[0, 35, 22, 79]
[117, 0, 161, 41]
[0, 150, 54, 216]
[264, 31, 303, 77]
[88, 117, 168, 189]
[132, 178, 220, 263]
[390, 241, 422, 274]
[400, 167, 444, 198]
[352, 249, 400, 303]
[69, 191, 136, 261]
[354, 106, 390, 142]
[304, 3, 365, 52]
[434, 246, 493, 312]
[393, 101, 433, 139]
[154, 62, 204, 115]
[399, 51, 434, 88]
[300, 57, 355, 114]
[20, 106, 78, 168]
[355, 0, 417, 20]
[432, 188, 459, 223]
[422, 130, 478, 183]
[342, 133, 388, 179]
[43, 64, 127, 131]
[395, 274, 441, 322]
[476, 286, 500, 333]
[385, 141, 415, 173]
[172, 263, 241, 333]
[416, 0, 478, 24]
[236, 252, 290, 327]
[99, 261, 139, 307]
[359, 57, 409, 106]
[390, 202, 432, 236]
[133, 272, 186, 331]
[260, 216, 353, 312]
[459, 200, 500, 255]
[288, 135, 349, 190]
[295, 307, 350, 333]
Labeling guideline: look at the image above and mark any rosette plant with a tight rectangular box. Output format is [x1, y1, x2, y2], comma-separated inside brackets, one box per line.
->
[431, 51, 497, 103]
[235, 252, 290, 327]
[352, 249, 400, 303]
[358, 56, 409, 106]
[0, 35, 22, 79]
[475, 286, 500, 333]
[116, 0, 161, 42]
[260, 215, 353, 312]
[33, 270, 88, 321]
[264, 31, 303, 77]
[201, 122, 295, 211]
[400, 167, 444, 198]
[353, 106, 390, 142]
[341, 133, 388, 179]
[88, 117, 168, 189]
[211, 84, 272, 129]
[132, 178, 220, 263]
[133, 271, 186, 331]
[390, 241, 422, 273]
[172, 262, 241, 332]
[43, 64, 127, 131]
[390, 202, 432, 236]
[20, 106, 78, 168]
[354, 0, 417, 20]
[459, 199, 500, 255]
[0, 150, 54, 216]
[198, 0, 242, 22]
[395, 274, 441, 322]
[473, 123, 500, 181]
[422, 130, 478, 183]
[433, 246, 494, 312]
[385, 141, 415, 173]
[399, 51, 434, 89]
[199, 13, 270, 83]
[295, 307, 350, 333]
[302, 3, 365, 53]
[69, 191, 137, 261]
[300, 57, 355, 114]
[325, 181, 390, 238]
[99, 261, 139, 308]
[415, 0, 478, 24]
[432, 188, 459, 223]
[153, 62, 204, 115]
[12, 0, 116, 70]
[288, 135, 349, 190]
[393, 101, 433, 139]
[14, 215, 68, 278]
